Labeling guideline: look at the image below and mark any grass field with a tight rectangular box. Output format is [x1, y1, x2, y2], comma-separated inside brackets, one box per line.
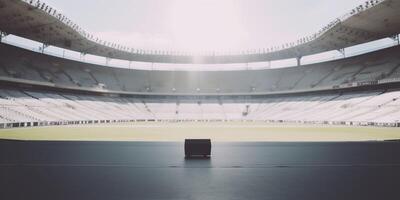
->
[0, 122, 399, 142]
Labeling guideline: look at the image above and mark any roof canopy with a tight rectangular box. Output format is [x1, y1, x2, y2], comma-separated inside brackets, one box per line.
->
[0, 0, 399, 64]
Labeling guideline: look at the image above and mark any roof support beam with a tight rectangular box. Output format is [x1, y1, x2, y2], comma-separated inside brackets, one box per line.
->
[39, 43, 49, 53]
[128, 61, 132, 69]
[396, 35, 399, 45]
[338, 48, 346, 58]
[105, 57, 111, 66]
[0, 30, 8, 42]
[296, 56, 302, 66]
[390, 34, 400, 45]
[80, 52, 87, 61]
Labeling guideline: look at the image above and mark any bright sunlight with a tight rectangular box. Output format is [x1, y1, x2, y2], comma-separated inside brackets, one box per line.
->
[169, 0, 248, 53]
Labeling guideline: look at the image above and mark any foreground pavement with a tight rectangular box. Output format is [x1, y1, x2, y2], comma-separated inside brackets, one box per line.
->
[1, 140, 400, 200]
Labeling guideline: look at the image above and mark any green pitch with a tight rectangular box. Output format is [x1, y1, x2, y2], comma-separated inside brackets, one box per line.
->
[0, 122, 399, 142]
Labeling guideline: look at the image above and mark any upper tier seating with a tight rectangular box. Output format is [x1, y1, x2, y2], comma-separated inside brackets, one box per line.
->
[1, 43, 400, 94]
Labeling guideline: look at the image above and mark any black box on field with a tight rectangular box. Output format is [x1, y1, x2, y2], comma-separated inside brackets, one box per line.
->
[185, 139, 211, 157]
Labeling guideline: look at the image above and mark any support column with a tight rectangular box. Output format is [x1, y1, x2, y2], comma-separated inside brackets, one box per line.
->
[390, 34, 400, 45]
[80, 52, 87, 61]
[0, 31, 8, 42]
[338, 48, 346, 58]
[40, 43, 49, 53]
[106, 57, 111, 65]
[296, 56, 302, 66]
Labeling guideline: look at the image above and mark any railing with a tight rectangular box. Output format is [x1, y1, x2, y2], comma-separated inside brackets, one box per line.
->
[19, 0, 386, 57]
[0, 118, 398, 130]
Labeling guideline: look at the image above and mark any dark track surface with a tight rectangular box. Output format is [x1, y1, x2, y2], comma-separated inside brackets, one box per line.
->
[1, 140, 400, 200]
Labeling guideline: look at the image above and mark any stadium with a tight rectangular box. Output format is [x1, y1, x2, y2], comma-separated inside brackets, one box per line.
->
[1, 0, 400, 199]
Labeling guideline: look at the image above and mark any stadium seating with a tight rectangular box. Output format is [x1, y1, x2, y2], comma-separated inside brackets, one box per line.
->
[1, 88, 400, 128]
[1, 43, 400, 95]
[1, 42, 400, 128]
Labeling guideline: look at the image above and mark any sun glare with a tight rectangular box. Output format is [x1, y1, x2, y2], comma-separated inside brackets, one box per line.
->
[170, 0, 247, 53]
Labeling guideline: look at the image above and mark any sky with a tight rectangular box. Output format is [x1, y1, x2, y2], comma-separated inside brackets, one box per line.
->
[42, 0, 368, 53]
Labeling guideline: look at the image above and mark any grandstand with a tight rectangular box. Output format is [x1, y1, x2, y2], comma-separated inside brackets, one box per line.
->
[0, 0, 399, 130]
[1, 88, 400, 129]
[0, 42, 400, 93]
[1, 41, 400, 128]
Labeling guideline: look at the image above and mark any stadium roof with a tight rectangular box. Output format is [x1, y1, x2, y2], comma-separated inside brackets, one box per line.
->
[0, 0, 400, 64]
